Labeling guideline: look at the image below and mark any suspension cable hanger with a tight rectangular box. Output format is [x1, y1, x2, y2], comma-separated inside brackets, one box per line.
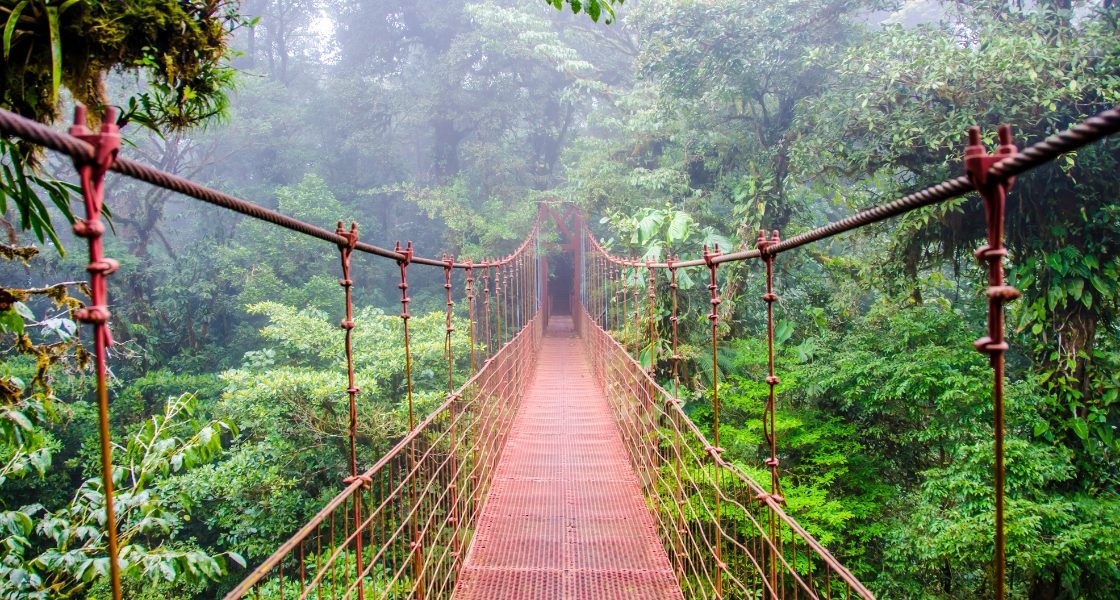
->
[1, 102, 1115, 600]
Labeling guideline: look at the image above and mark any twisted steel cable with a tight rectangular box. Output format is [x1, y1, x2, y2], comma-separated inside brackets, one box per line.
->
[1, 105, 1117, 267]
[587, 105, 1119, 267]
[0, 108, 539, 268]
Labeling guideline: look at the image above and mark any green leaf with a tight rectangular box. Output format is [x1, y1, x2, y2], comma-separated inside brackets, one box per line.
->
[1070, 418, 1088, 442]
[667, 211, 691, 243]
[12, 301, 34, 321]
[227, 551, 247, 569]
[774, 320, 794, 345]
[1089, 274, 1108, 296]
[1032, 420, 1049, 437]
[636, 212, 663, 245]
[6, 410, 33, 431]
[46, 6, 62, 103]
[588, 0, 601, 21]
[1068, 278, 1084, 300]
[0, 309, 24, 335]
[2, 1, 28, 61]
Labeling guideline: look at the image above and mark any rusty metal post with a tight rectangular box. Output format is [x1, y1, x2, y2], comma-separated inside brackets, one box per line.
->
[667, 258, 685, 577]
[395, 241, 424, 599]
[631, 264, 641, 359]
[466, 261, 476, 374]
[336, 221, 366, 599]
[69, 105, 123, 600]
[483, 263, 492, 360]
[965, 125, 1019, 600]
[757, 229, 785, 600]
[495, 263, 504, 349]
[703, 244, 725, 599]
[443, 257, 462, 570]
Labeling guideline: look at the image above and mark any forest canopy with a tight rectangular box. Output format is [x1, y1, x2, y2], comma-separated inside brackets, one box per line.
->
[0, 0, 1117, 598]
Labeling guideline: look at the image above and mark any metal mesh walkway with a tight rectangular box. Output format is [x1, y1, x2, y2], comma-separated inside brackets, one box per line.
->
[455, 316, 683, 599]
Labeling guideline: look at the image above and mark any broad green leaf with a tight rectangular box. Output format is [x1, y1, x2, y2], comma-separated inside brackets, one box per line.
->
[774, 319, 794, 346]
[636, 212, 663, 244]
[667, 211, 691, 243]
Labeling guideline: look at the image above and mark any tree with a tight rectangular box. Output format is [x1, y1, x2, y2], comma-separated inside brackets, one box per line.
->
[1, 0, 247, 251]
[793, 0, 1120, 477]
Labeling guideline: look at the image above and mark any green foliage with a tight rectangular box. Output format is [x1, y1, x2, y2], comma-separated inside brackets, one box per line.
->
[793, 0, 1120, 495]
[164, 301, 473, 567]
[543, 0, 624, 24]
[0, 393, 237, 599]
[1, 0, 247, 253]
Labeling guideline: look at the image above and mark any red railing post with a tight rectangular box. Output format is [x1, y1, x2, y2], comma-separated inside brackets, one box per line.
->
[443, 256, 462, 571]
[69, 104, 123, 600]
[757, 229, 786, 599]
[466, 261, 476, 374]
[483, 263, 493, 360]
[703, 244, 726, 599]
[335, 221, 367, 599]
[395, 241, 425, 599]
[667, 257, 686, 578]
[964, 125, 1019, 600]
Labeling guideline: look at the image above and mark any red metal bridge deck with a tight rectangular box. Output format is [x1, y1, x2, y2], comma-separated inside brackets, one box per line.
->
[455, 316, 682, 599]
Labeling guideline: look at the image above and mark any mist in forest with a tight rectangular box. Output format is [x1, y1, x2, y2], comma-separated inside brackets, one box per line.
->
[1, 0, 1117, 598]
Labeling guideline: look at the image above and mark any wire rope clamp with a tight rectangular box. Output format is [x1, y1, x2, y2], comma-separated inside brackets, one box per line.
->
[336, 221, 358, 283]
[703, 245, 722, 321]
[69, 106, 121, 337]
[69, 105, 121, 187]
[964, 126, 1021, 355]
[395, 241, 413, 320]
[757, 229, 782, 302]
[342, 474, 372, 488]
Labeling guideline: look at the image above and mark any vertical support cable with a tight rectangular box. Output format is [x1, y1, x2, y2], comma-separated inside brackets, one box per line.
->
[535, 232, 542, 317]
[757, 229, 785, 503]
[703, 244, 725, 599]
[964, 125, 1019, 600]
[495, 261, 504, 347]
[483, 263, 492, 360]
[667, 257, 685, 576]
[646, 260, 657, 374]
[442, 256, 461, 570]
[395, 241, 424, 599]
[466, 261, 476, 374]
[631, 264, 640, 359]
[336, 221, 366, 599]
[622, 266, 630, 352]
[757, 230, 784, 600]
[444, 257, 456, 392]
[581, 225, 588, 310]
[519, 254, 526, 329]
[601, 257, 607, 328]
[69, 105, 122, 600]
[337, 222, 360, 481]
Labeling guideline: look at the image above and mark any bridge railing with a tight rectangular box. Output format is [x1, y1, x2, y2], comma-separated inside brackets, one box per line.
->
[0, 106, 551, 600]
[576, 303, 873, 600]
[573, 106, 1119, 599]
[224, 310, 543, 599]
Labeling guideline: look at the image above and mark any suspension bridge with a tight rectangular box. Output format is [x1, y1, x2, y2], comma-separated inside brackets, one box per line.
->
[1, 104, 1118, 600]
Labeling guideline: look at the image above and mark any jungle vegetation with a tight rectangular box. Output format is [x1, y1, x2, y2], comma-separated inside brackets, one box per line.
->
[0, 0, 1117, 598]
